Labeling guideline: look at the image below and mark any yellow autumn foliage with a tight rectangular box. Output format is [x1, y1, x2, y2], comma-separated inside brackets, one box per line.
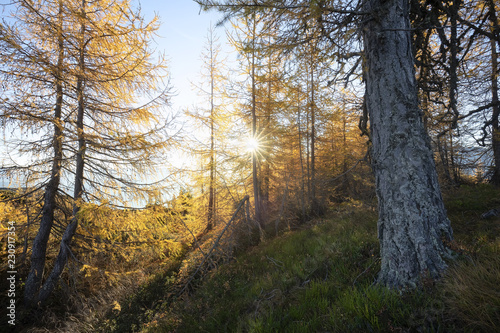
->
[74, 201, 191, 284]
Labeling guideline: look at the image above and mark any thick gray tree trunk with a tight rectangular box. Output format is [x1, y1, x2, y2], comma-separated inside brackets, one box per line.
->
[362, 0, 453, 288]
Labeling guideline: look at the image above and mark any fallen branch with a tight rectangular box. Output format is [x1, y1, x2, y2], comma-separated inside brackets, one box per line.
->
[179, 195, 250, 295]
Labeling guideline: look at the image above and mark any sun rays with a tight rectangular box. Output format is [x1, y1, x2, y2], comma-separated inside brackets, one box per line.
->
[243, 131, 270, 162]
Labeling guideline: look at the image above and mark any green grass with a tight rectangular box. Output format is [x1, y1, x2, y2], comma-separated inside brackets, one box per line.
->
[101, 185, 500, 333]
[140, 208, 439, 333]
[444, 184, 500, 247]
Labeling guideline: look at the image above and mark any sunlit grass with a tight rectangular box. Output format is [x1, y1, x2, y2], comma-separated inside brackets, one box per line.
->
[145, 207, 393, 332]
[96, 185, 500, 333]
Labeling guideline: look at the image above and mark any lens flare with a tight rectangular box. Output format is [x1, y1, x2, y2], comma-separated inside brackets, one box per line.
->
[246, 137, 260, 153]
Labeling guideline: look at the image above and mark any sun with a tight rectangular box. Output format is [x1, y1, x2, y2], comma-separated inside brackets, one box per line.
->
[246, 137, 260, 153]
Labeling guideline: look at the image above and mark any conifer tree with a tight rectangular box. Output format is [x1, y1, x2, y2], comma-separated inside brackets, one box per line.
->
[187, 25, 229, 231]
[196, 0, 454, 288]
[0, 0, 173, 306]
[0, 0, 69, 305]
[227, 13, 265, 229]
[37, 0, 172, 305]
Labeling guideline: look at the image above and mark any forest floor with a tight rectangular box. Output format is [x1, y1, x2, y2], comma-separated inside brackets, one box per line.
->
[91, 184, 500, 333]
[18, 184, 500, 333]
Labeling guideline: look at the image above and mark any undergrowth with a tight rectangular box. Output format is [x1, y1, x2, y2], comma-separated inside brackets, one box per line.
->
[149, 203, 446, 333]
[126, 185, 499, 333]
[20, 185, 500, 332]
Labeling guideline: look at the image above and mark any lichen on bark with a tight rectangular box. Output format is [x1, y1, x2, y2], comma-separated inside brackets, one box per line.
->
[362, 0, 454, 288]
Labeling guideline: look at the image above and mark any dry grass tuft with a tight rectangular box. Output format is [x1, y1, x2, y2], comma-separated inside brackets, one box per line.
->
[442, 254, 500, 332]
[22, 271, 148, 332]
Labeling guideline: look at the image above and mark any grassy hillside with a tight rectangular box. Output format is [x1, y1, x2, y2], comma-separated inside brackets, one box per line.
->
[70, 185, 500, 332]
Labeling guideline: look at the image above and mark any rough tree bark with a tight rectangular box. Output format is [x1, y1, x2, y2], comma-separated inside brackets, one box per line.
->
[362, 0, 454, 288]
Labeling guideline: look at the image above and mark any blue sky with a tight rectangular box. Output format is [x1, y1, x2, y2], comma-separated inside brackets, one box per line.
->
[139, 0, 229, 111]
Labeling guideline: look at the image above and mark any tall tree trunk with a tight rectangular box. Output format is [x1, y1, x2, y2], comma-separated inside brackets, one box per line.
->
[250, 14, 261, 228]
[305, 89, 311, 204]
[341, 114, 349, 196]
[36, 0, 87, 304]
[362, 0, 453, 288]
[448, 0, 460, 129]
[310, 64, 318, 214]
[24, 0, 65, 306]
[297, 89, 306, 221]
[207, 29, 216, 231]
[448, 0, 460, 184]
[488, 0, 500, 186]
[262, 52, 272, 214]
[437, 136, 453, 184]
[207, 108, 215, 230]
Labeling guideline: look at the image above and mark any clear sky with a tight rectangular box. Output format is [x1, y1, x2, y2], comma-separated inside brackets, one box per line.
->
[139, 0, 228, 112]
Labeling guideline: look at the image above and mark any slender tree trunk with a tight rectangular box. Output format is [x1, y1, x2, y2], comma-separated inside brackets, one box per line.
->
[207, 31, 216, 231]
[418, 30, 432, 130]
[250, 15, 261, 228]
[262, 52, 272, 214]
[297, 89, 306, 221]
[207, 111, 215, 230]
[448, 0, 460, 184]
[362, 0, 453, 288]
[305, 92, 311, 204]
[488, 0, 500, 186]
[341, 115, 349, 195]
[437, 136, 453, 184]
[24, 1, 65, 306]
[449, 0, 460, 129]
[310, 64, 318, 214]
[36, 0, 87, 304]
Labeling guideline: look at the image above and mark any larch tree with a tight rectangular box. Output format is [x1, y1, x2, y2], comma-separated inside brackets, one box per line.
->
[32, 0, 89, 305]
[37, 0, 172, 305]
[196, 0, 454, 288]
[410, 0, 473, 185]
[206, 28, 218, 232]
[0, 0, 71, 306]
[227, 13, 266, 229]
[249, 13, 262, 228]
[410, 0, 500, 184]
[187, 25, 229, 231]
[1, 0, 174, 307]
[299, 35, 330, 216]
